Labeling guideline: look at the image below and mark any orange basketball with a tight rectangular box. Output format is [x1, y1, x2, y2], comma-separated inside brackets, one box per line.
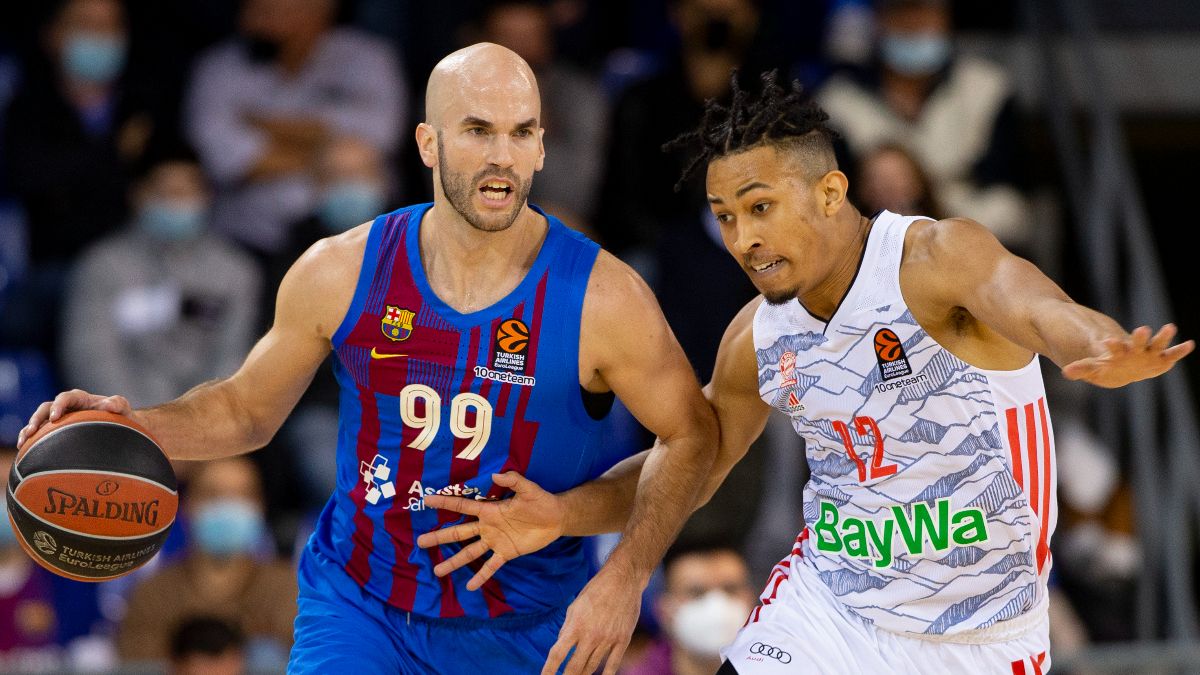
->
[6, 410, 177, 582]
[874, 329, 903, 362]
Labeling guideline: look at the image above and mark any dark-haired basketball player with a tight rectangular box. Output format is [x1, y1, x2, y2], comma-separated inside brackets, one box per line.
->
[20, 43, 718, 675]
[417, 71, 1193, 674]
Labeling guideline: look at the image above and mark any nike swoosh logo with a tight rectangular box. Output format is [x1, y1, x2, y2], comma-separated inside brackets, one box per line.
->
[370, 348, 408, 360]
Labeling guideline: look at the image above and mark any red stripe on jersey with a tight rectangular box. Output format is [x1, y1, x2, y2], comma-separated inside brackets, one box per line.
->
[1006, 407, 1023, 486]
[346, 387, 382, 586]
[1036, 398, 1052, 572]
[426, 543, 465, 618]
[1011, 660, 1027, 675]
[493, 277, 548, 483]
[384, 357, 429, 610]
[1025, 403, 1039, 518]
[1032, 652, 1046, 675]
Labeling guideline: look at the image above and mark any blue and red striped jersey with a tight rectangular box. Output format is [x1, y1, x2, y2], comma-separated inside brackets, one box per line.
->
[308, 202, 611, 618]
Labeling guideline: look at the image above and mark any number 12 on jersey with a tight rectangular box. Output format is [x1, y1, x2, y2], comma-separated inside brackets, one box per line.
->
[399, 384, 493, 460]
[832, 416, 897, 482]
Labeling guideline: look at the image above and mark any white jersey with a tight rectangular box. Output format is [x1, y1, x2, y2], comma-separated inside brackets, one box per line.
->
[753, 210, 1057, 638]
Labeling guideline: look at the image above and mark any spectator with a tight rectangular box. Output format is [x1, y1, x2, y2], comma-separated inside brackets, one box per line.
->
[2, 0, 156, 352]
[169, 616, 246, 675]
[597, 0, 771, 256]
[184, 0, 406, 256]
[0, 448, 113, 672]
[854, 142, 945, 218]
[817, 0, 1032, 252]
[623, 542, 756, 675]
[59, 149, 261, 409]
[117, 457, 295, 667]
[475, 0, 609, 234]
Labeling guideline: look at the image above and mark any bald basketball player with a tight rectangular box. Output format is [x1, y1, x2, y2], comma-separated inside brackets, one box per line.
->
[20, 44, 717, 674]
[416, 72, 1195, 674]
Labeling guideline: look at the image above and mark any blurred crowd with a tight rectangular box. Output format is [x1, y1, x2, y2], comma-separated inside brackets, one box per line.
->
[0, 0, 1143, 672]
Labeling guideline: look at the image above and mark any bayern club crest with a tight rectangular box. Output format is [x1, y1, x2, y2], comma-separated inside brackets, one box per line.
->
[381, 305, 415, 341]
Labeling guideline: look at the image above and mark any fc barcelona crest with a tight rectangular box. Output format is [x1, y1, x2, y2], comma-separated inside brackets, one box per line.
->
[381, 305, 415, 341]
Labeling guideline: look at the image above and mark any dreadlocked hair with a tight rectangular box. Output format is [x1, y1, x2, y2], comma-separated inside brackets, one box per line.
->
[663, 69, 838, 192]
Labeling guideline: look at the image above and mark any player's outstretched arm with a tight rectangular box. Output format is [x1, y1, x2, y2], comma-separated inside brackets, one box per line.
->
[19, 230, 365, 460]
[417, 297, 772, 582]
[909, 217, 1193, 388]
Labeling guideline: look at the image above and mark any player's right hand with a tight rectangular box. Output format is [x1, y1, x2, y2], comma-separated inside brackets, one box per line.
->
[416, 471, 564, 591]
[17, 390, 133, 448]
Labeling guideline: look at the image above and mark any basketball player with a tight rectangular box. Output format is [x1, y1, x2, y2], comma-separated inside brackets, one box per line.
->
[416, 72, 1194, 674]
[18, 44, 718, 674]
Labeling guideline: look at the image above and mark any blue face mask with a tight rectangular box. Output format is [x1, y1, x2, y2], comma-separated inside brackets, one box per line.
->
[318, 182, 386, 233]
[881, 34, 951, 77]
[192, 500, 265, 558]
[138, 200, 207, 242]
[63, 33, 127, 84]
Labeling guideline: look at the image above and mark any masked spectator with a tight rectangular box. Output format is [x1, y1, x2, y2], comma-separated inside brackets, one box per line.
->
[60, 149, 261, 409]
[117, 457, 295, 669]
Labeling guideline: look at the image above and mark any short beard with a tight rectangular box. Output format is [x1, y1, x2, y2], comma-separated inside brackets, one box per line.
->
[437, 133, 533, 232]
[762, 287, 799, 306]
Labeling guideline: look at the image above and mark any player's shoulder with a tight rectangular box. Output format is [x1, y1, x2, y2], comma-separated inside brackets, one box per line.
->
[902, 216, 1000, 268]
[276, 221, 373, 333]
[582, 248, 656, 317]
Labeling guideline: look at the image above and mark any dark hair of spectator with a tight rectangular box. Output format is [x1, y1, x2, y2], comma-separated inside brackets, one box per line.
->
[131, 138, 203, 183]
[169, 616, 246, 661]
[663, 69, 839, 192]
[662, 538, 743, 574]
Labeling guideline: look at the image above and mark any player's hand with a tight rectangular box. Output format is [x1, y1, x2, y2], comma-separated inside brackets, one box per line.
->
[1062, 324, 1195, 388]
[17, 390, 133, 448]
[416, 471, 564, 591]
[543, 564, 642, 675]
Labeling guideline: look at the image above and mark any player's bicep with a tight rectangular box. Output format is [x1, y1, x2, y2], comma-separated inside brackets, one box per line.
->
[223, 240, 350, 437]
[584, 256, 712, 445]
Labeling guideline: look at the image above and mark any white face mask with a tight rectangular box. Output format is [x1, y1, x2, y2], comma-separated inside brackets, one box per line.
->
[671, 590, 751, 657]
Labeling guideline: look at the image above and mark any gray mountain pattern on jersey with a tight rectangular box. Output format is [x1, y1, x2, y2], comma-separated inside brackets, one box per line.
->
[756, 299, 1040, 636]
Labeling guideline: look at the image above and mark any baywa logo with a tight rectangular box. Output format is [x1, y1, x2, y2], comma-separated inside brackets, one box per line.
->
[873, 328, 912, 381]
[749, 642, 792, 664]
[813, 498, 990, 568]
[33, 531, 57, 556]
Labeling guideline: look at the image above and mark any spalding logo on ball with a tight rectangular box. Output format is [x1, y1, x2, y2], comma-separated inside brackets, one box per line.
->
[5, 410, 178, 581]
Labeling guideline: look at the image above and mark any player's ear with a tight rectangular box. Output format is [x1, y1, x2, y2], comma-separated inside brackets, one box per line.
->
[819, 170, 849, 216]
[415, 123, 438, 169]
[534, 127, 545, 172]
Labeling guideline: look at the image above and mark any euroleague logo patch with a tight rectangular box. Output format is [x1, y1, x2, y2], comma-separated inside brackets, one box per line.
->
[873, 328, 912, 381]
[490, 318, 531, 375]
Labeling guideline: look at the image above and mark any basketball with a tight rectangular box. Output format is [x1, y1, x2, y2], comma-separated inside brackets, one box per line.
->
[6, 410, 178, 581]
[874, 329, 903, 362]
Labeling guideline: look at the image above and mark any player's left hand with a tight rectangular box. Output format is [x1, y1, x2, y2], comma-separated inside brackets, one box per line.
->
[1062, 324, 1195, 388]
[543, 564, 642, 675]
[416, 471, 564, 590]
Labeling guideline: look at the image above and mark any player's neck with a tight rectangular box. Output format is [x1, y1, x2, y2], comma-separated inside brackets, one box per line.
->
[420, 203, 548, 314]
[800, 208, 872, 321]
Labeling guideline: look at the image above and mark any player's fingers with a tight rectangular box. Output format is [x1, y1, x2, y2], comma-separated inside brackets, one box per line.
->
[1162, 339, 1196, 363]
[542, 635, 575, 675]
[1130, 326, 1154, 350]
[98, 395, 132, 415]
[416, 521, 479, 548]
[19, 401, 57, 447]
[433, 540, 489, 577]
[1101, 337, 1129, 356]
[602, 643, 628, 675]
[493, 471, 539, 494]
[421, 494, 483, 517]
[1149, 323, 1179, 352]
[465, 551, 507, 591]
[572, 642, 608, 675]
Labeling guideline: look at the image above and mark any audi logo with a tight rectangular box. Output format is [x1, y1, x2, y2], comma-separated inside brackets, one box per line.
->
[750, 642, 792, 663]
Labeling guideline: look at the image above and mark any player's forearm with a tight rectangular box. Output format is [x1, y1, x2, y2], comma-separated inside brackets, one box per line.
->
[601, 420, 718, 584]
[1028, 300, 1127, 367]
[558, 450, 649, 536]
[132, 378, 269, 461]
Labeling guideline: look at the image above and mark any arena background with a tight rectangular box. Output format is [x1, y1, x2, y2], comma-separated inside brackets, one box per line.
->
[0, 0, 1198, 672]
